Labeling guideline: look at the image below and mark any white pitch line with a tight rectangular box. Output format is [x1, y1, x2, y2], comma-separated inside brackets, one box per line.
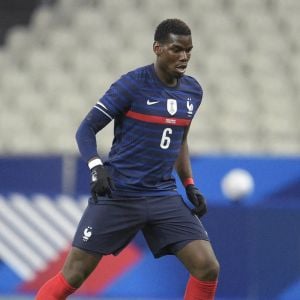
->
[33, 194, 76, 239]
[0, 196, 57, 260]
[0, 218, 46, 271]
[10, 193, 68, 250]
[56, 195, 84, 223]
[0, 241, 35, 280]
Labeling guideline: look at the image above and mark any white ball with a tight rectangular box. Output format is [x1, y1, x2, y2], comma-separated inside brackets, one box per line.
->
[221, 168, 254, 201]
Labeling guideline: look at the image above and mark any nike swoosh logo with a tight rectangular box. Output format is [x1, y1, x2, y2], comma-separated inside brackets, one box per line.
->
[147, 100, 160, 105]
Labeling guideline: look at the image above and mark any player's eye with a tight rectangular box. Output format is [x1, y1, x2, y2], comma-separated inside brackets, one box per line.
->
[172, 47, 181, 53]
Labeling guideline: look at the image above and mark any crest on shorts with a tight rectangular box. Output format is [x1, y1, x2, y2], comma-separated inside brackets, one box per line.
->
[83, 226, 93, 242]
[167, 99, 177, 116]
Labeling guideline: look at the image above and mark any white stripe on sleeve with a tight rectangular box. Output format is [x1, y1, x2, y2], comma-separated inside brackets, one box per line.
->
[94, 105, 113, 120]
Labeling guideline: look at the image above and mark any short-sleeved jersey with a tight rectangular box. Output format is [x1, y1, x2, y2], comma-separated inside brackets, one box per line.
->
[93, 64, 203, 196]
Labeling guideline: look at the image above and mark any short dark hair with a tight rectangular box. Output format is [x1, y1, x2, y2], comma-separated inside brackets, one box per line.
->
[154, 18, 191, 43]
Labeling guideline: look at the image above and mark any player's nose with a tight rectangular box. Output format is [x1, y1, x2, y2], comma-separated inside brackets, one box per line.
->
[179, 50, 189, 62]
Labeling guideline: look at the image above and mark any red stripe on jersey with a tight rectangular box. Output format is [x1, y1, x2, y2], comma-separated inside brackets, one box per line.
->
[125, 110, 191, 126]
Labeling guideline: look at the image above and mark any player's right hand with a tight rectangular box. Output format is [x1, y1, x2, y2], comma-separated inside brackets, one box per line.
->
[90, 165, 114, 200]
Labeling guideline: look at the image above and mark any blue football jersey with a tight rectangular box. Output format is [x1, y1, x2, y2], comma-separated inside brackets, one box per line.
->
[89, 64, 203, 196]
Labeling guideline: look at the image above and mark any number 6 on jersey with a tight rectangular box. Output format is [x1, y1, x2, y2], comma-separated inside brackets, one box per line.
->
[160, 128, 172, 149]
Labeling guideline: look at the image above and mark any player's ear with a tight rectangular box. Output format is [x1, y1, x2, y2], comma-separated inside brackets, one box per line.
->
[153, 41, 162, 56]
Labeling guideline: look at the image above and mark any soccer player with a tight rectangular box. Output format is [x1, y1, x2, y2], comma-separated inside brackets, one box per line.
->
[36, 18, 219, 300]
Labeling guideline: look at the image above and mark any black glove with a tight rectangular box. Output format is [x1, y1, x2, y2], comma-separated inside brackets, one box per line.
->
[185, 184, 207, 217]
[90, 165, 114, 200]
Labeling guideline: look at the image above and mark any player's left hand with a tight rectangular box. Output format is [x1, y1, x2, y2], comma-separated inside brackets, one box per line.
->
[185, 184, 207, 217]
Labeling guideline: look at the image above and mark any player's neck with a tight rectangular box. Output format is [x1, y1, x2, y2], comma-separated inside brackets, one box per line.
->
[154, 64, 178, 87]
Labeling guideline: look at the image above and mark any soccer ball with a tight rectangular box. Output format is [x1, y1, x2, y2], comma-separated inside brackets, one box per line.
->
[221, 168, 254, 201]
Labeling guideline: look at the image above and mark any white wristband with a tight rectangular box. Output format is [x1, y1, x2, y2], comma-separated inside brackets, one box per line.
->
[88, 158, 103, 169]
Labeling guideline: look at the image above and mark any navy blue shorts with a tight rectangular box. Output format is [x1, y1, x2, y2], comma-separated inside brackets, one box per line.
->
[72, 195, 209, 258]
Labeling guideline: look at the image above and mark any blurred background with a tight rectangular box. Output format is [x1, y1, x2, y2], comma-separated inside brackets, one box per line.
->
[0, 0, 299, 299]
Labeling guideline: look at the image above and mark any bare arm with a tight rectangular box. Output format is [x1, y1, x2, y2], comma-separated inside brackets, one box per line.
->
[174, 125, 193, 185]
[175, 125, 207, 217]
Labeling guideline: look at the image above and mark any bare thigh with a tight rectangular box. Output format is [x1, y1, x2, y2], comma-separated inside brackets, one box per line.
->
[62, 247, 102, 288]
[176, 240, 220, 281]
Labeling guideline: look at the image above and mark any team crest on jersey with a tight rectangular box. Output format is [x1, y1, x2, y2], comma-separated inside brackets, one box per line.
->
[167, 99, 177, 116]
[187, 97, 194, 115]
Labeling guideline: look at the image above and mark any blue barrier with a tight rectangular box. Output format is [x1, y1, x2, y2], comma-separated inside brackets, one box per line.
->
[0, 155, 299, 299]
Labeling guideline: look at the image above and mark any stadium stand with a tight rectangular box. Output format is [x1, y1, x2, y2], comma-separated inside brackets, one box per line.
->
[0, 0, 299, 155]
[0, 0, 46, 45]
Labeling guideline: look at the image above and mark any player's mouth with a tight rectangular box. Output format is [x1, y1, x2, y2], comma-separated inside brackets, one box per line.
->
[175, 64, 187, 74]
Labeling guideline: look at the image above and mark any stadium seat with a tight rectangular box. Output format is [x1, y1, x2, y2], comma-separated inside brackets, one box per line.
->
[0, 0, 299, 155]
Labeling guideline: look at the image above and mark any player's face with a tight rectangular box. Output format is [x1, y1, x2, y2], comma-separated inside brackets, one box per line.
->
[154, 34, 193, 84]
